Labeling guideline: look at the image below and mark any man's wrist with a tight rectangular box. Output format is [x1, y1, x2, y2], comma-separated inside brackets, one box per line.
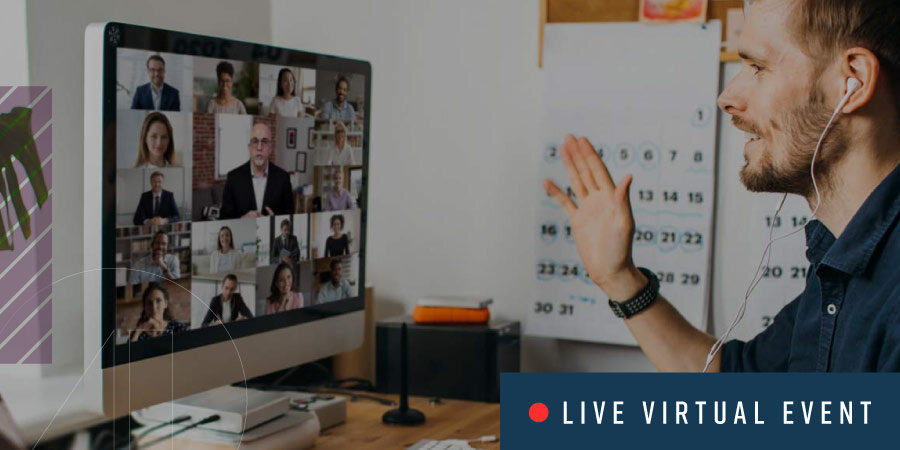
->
[598, 266, 648, 302]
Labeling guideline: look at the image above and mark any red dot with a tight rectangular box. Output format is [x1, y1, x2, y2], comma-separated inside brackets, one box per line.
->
[529, 402, 549, 422]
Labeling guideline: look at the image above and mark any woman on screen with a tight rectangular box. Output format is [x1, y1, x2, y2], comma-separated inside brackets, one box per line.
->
[268, 68, 304, 118]
[129, 283, 187, 342]
[324, 214, 349, 257]
[210, 226, 239, 273]
[133, 112, 175, 168]
[206, 61, 247, 114]
[266, 262, 305, 313]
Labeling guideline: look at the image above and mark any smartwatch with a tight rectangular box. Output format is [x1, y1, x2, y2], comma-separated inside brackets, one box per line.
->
[607, 267, 660, 319]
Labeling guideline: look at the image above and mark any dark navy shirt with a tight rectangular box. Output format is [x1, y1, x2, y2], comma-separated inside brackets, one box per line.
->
[721, 163, 900, 372]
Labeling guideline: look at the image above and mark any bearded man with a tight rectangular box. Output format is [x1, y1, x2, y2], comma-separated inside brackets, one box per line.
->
[546, 0, 900, 372]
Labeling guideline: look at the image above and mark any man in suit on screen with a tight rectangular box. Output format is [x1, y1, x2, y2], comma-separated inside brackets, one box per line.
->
[133, 171, 181, 225]
[131, 54, 181, 111]
[220, 122, 294, 219]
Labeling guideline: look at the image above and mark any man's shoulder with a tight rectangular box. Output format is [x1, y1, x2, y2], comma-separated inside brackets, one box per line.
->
[135, 83, 150, 94]
[225, 161, 251, 180]
[162, 83, 180, 94]
[268, 162, 290, 179]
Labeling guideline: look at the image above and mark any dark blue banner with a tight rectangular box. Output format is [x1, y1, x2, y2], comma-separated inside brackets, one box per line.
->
[501, 373, 892, 449]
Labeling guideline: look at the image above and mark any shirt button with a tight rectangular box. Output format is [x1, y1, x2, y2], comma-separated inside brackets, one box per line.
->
[826, 304, 838, 315]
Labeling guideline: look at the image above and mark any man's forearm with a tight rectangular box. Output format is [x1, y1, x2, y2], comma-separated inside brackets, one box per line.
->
[603, 267, 720, 372]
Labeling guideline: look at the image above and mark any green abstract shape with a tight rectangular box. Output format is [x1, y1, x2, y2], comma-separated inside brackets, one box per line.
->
[0, 106, 49, 250]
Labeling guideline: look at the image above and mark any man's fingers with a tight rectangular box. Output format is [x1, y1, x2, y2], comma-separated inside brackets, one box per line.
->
[568, 136, 600, 192]
[560, 136, 589, 199]
[265, 206, 275, 216]
[616, 174, 634, 207]
[544, 179, 577, 215]
[578, 137, 615, 191]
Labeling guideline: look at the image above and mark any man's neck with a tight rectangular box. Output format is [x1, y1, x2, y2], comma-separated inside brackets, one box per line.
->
[331, 279, 340, 287]
[252, 161, 268, 177]
[810, 126, 900, 237]
[151, 82, 163, 92]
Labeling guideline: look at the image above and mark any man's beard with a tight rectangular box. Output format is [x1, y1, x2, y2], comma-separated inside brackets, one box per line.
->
[738, 83, 848, 197]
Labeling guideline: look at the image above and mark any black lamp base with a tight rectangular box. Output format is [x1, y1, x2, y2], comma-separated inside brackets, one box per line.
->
[382, 407, 426, 425]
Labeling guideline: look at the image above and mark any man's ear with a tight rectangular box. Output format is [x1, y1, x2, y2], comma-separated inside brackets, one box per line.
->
[841, 47, 880, 114]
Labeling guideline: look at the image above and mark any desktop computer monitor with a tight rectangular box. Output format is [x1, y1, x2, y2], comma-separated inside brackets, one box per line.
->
[83, 22, 369, 417]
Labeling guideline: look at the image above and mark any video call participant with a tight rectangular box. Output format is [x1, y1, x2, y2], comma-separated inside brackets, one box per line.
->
[545, 0, 900, 372]
[210, 225, 239, 273]
[220, 122, 294, 219]
[133, 112, 175, 168]
[268, 68, 304, 118]
[317, 259, 352, 303]
[266, 262, 305, 313]
[131, 54, 181, 111]
[320, 121, 359, 166]
[129, 283, 188, 341]
[201, 274, 253, 326]
[324, 214, 349, 257]
[320, 76, 355, 120]
[270, 219, 300, 265]
[206, 61, 247, 114]
[129, 231, 181, 284]
[133, 171, 181, 225]
[324, 171, 356, 211]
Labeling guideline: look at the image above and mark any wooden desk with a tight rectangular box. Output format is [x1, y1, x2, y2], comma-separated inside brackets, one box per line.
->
[154, 393, 500, 449]
[317, 394, 500, 449]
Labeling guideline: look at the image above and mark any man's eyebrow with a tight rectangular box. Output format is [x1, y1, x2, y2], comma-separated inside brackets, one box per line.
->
[738, 48, 770, 64]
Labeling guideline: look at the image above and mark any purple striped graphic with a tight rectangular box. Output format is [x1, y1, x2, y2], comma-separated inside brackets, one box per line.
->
[0, 87, 46, 117]
[0, 86, 51, 364]
[0, 298, 51, 363]
[0, 262, 52, 363]
[22, 333, 51, 363]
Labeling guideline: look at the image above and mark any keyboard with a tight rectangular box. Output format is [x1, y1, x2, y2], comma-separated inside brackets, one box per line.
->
[407, 439, 474, 450]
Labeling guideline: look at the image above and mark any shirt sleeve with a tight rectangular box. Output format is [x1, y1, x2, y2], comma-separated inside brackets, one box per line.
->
[720, 294, 801, 372]
[168, 255, 181, 279]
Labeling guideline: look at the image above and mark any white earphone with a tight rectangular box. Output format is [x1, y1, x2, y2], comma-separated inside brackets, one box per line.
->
[702, 77, 862, 372]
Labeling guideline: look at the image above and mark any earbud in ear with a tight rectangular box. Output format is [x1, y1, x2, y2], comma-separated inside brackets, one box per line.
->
[847, 77, 861, 95]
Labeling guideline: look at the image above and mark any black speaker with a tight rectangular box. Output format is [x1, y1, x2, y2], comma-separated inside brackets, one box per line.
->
[375, 317, 520, 403]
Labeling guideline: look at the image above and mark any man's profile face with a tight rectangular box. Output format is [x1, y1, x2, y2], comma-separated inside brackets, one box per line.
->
[248, 123, 273, 171]
[147, 59, 165, 88]
[336, 80, 348, 104]
[717, 0, 844, 195]
[150, 175, 164, 193]
[222, 278, 237, 300]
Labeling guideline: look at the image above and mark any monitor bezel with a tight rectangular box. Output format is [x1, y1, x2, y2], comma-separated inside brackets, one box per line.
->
[100, 22, 370, 369]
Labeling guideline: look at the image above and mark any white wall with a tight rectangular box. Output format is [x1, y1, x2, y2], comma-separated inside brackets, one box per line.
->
[271, 0, 654, 371]
[23, 0, 273, 377]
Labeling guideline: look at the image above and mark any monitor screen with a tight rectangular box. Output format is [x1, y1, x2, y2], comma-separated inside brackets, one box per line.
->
[101, 23, 369, 368]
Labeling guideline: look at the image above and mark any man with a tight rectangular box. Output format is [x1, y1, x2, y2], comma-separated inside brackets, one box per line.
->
[220, 122, 294, 219]
[133, 171, 181, 225]
[129, 231, 181, 284]
[202, 274, 253, 326]
[317, 259, 352, 303]
[320, 76, 356, 120]
[270, 219, 301, 264]
[131, 54, 181, 111]
[324, 171, 356, 211]
[546, 0, 900, 372]
[319, 121, 359, 166]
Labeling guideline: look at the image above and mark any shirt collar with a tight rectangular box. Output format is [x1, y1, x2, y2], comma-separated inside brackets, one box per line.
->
[814, 163, 900, 275]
